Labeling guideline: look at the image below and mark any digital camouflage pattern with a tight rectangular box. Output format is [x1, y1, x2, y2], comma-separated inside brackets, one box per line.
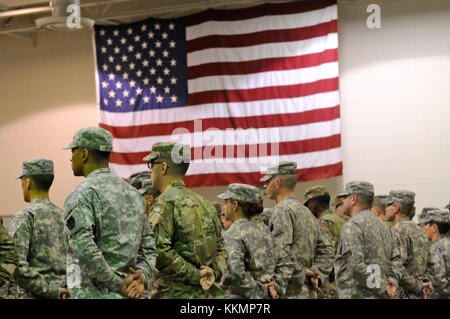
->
[143, 141, 190, 163]
[8, 197, 67, 299]
[148, 180, 227, 299]
[268, 196, 334, 298]
[335, 209, 401, 299]
[303, 185, 329, 205]
[16, 159, 54, 179]
[391, 217, 433, 298]
[64, 168, 157, 299]
[218, 183, 264, 205]
[0, 222, 18, 297]
[338, 181, 374, 198]
[260, 161, 297, 182]
[382, 190, 415, 207]
[222, 218, 275, 298]
[420, 209, 450, 224]
[316, 208, 346, 299]
[429, 236, 450, 298]
[128, 171, 151, 188]
[63, 126, 113, 152]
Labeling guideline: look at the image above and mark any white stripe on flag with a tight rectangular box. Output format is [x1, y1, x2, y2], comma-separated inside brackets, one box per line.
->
[111, 118, 341, 153]
[187, 33, 338, 66]
[186, 5, 337, 40]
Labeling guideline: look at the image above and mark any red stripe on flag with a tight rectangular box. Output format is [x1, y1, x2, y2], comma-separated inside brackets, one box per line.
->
[186, 0, 337, 27]
[100, 105, 340, 139]
[188, 77, 338, 106]
[184, 162, 343, 187]
[186, 20, 337, 53]
[188, 49, 338, 79]
[108, 134, 341, 165]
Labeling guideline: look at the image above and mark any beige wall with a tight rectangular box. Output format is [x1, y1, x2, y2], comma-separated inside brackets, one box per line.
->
[0, 0, 449, 226]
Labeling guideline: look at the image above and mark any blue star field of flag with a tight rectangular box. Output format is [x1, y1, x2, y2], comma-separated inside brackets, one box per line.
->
[94, 17, 188, 113]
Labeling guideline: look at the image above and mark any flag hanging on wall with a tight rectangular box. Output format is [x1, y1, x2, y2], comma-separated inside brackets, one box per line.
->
[94, 0, 341, 187]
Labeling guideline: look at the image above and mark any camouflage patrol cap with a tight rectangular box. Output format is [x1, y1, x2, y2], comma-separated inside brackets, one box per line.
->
[420, 209, 450, 224]
[142, 142, 190, 164]
[17, 159, 54, 179]
[218, 183, 264, 205]
[138, 178, 156, 195]
[382, 190, 415, 206]
[128, 171, 151, 187]
[419, 207, 439, 221]
[260, 161, 298, 182]
[303, 185, 329, 204]
[338, 181, 374, 197]
[63, 126, 113, 152]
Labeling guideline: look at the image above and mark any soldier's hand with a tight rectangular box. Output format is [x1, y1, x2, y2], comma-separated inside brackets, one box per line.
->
[385, 278, 396, 298]
[199, 266, 215, 291]
[265, 280, 279, 299]
[59, 288, 71, 299]
[120, 267, 143, 298]
[421, 282, 432, 299]
[126, 268, 145, 299]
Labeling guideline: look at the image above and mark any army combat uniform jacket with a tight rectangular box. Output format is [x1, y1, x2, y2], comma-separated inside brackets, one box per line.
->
[0, 222, 18, 297]
[391, 218, 433, 299]
[269, 196, 334, 298]
[8, 197, 67, 298]
[335, 209, 400, 299]
[222, 218, 275, 298]
[64, 168, 157, 299]
[149, 180, 227, 299]
[429, 236, 449, 298]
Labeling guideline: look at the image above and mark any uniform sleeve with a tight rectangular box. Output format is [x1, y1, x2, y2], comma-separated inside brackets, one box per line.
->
[65, 190, 122, 293]
[310, 222, 335, 285]
[391, 228, 422, 295]
[209, 214, 227, 282]
[430, 243, 448, 296]
[150, 202, 202, 285]
[0, 222, 18, 296]
[268, 209, 296, 294]
[224, 235, 267, 299]
[135, 216, 157, 286]
[9, 212, 60, 299]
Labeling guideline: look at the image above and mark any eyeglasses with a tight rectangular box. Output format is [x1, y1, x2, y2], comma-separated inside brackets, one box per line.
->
[146, 161, 167, 169]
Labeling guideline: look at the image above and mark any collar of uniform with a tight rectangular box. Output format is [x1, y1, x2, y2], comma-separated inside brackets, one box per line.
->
[165, 179, 186, 192]
[354, 208, 370, 217]
[86, 167, 111, 179]
[30, 197, 50, 205]
[397, 217, 409, 224]
[280, 195, 297, 203]
[233, 218, 249, 226]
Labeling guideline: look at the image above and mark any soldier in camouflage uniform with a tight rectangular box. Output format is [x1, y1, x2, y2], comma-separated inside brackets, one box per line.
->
[420, 209, 450, 298]
[384, 190, 434, 299]
[303, 185, 346, 299]
[128, 171, 151, 189]
[261, 162, 334, 299]
[144, 142, 226, 299]
[335, 181, 400, 299]
[8, 159, 68, 299]
[371, 195, 393, 228]
[63, 127, 157, 299]
[138, 178, 161, 218]
[218, 183, 277, 298]
[0, 222, 19, 298]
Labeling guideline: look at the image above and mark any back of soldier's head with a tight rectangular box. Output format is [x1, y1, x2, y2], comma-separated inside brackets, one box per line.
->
[18, 159, 55, 191]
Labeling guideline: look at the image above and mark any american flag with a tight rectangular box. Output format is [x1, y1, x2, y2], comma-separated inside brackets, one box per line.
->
[94, 0, 342, 187]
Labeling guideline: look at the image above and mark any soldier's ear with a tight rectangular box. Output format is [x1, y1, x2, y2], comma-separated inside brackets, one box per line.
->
[25, 177, 32, 190]
[161, 162, 168, 175]
[81, 148, 89, 163]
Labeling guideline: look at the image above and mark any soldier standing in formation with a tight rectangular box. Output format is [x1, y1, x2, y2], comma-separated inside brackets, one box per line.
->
[334, 181, 399, 299]
[218, 183, 278, 298]
[63, 127, 157, 299]
[260, 162, 334, 299]
[384, 190, 433, 299]
[144, 142, 226, 298]
[420, 209, 450, 298]
[0, 222, 18, 298]
[8, 159, 68, 299]
[371, 195, 393, 228]
[303, 185, 346, 299]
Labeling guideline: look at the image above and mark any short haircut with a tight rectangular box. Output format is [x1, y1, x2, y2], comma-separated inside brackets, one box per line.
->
[87, 148, 111, 162]
[372, 198, 386, 211]
[277, 174, 298, 190]
[396, 201, 414, 217]
[357, 193, 374, 208]
[168, 161, 189, 177]
[145, 187, 161, 199]
[311, 194, 331, 208]
[26, 174, 54, 191]
[427, 221, 450, 235]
